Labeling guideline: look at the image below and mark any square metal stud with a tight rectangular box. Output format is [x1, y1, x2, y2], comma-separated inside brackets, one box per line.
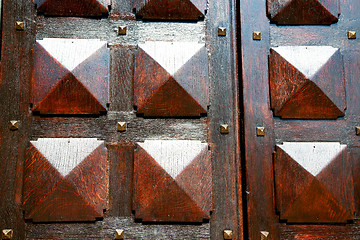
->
[256, 127, 265, 136]
[253, 31, 261, 40]
[9, 120, 19, 130]
[15, 21, 25, 31]
[220, 124, 230, 134]
[114, 229, 124, 239]
[260, 231, 270, 240]
[2, 229, 13, 239]
[117, 122, 127, 132]
[356, 126, 360, 135]
[348, 31, 356, 39]
[118, 26, 127, 35]
[223, 230, 233, 239]
[218, 27, 226, 36]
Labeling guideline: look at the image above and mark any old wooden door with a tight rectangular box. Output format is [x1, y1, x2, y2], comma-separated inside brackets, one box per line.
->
[0, 0, 241, 240]
[241, 0, 360, 239]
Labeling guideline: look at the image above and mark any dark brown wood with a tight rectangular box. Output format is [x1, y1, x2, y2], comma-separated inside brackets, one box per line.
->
[267, 0, 339, 25]
[34, 0, 109, 17]
[32, 39, 109, 115]
[134, 42, 208, 117]
[133, 140, 212, 222]
[133, 0, 206, 20]
[23, 138, 107, 222]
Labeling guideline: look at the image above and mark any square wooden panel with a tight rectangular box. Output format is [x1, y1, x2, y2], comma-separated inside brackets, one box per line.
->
[133, 140, 212, 222]
[34, 0, 110, 17]
[134, 41, 209, 117]
[133, 0, 206, 20]
[274, 142, 354, 223]
[23, 138, 107, 222]
[269, 46, 346, 119]
[267, 0, 340, 25]
[31, 38, 109, 115]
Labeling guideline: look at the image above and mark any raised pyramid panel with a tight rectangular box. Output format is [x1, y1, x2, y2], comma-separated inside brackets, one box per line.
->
[31, 38, 109, 115]
[269, 46, 346, 119]
[134, 41, 209, 117]
[34, 0, 110, 17]
[134, 0, 206, 20]
[267, 0, 339, 25]
[23, 138, 107, 222]
[275, 142, 354, 223]
[134, 140, 212, 222]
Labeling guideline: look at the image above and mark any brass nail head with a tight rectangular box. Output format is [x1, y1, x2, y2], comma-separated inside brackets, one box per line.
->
[114, 229, 124, 239]
[220, 124, 230, 134]
[2, 229, 13, 239]
[15, 21, 25, 31]
[117, 122, 127, 132]
[253, 31, 261, 40]
[260, 231, 270, 240]
[223, 230, 233, 239]
[348, 31, 356, 39]
[218, 27, 226, 36]
[256, 127, 265, 136]
[118, 26, 127, 35]
[356, 126, 360, 135]
[9, 121, 19, 130]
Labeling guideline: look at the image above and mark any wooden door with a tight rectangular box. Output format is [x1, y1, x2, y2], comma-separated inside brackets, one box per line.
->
[0, 0, 242, 240]
[241, 0, 360, 239]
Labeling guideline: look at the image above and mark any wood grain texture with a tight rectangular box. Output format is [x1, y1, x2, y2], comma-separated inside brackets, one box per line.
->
[34, 0, 109, 17]
[133, 140, 212, 222]
[134, 41, 209, 117]
[32, 39, 109, 115]
[23, 138, 107, 222]
[269, 46, 346, 119]
[275, 142, 354, 223]
[133, 0, 206, 20]
[267, 0, 339, 25]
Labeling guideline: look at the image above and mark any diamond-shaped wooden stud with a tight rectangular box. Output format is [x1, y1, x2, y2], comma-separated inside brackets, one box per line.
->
[223, 230, 233, 239]
[9, 120, 19, 130]
[253, 31, 261, 40]
[23, 138, 107, 222]
[348, 31, 356, 39]
[134, 140, 212, 222]
[260, 231, 270, 240]
[275, 142, 354, 223]
[256, 127, 265, 136]
[270, 46, 346, 119]
[117, 122, 127, 132]
[267, 0, 339, 24]
[32, 38, 109, 115]
[114, 229, 124, 239]
[218, 27, 227, 36]
[2, 229, 13, 239]
[33, 0, 110, 17]
[118, 26, 127, 35]
[356, 126, 360, 135]
[220, 124, 230, 134]
[15, 21, 25, 31]
[134, 41, 209, 117]
[134, 0, 206, 20]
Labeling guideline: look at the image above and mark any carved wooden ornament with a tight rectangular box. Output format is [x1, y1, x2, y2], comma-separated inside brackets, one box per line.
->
[32, 38, 109, 115]
[134, 41, 209, 117]
[275, 142, 354, 223]
[34, 0, 110, 17]
[23, 138, 107, 222]
[267, 0, 340, 25]
[134, 140, 212, 222]
[269, 46, 346, 119]
[133, 0, 206, 20]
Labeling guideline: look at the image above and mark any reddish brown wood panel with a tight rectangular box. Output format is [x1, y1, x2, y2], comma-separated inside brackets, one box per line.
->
[31, 38, 109, 115]
[133, 140, 212, 222]
[267, 0, 339, 25]
[23, 138, 107, 222]
[34, 0, 109, 17]
[274, 142, 354, 223]
[134, 41, 209, 117]
[133, 0, 206, 20]
[269, 46, 346, 119]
